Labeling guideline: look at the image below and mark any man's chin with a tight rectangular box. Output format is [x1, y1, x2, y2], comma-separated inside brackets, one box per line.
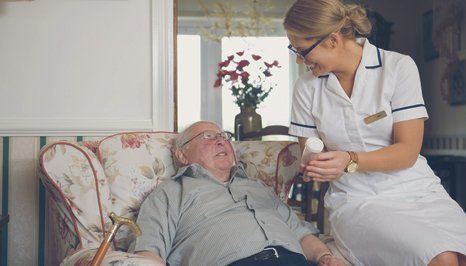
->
[215, 160, 235, 170]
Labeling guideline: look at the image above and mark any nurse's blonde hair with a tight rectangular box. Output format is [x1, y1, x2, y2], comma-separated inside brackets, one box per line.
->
[283, 0, 372, 40]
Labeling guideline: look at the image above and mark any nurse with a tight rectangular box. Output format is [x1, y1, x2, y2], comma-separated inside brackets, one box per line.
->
[284, 0, 466, 265]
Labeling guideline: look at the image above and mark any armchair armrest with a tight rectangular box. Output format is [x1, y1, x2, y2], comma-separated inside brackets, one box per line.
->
[233, 141, 301, 202]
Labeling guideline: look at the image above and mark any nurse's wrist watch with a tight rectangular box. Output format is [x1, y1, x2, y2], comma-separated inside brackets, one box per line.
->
[345, 151, 359, 173]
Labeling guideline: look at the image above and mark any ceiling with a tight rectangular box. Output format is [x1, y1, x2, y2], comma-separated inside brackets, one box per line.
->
[177, 0, 296, 18]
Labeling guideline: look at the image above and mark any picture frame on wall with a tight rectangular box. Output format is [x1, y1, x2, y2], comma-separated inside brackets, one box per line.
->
[422, 9, 440, 61]
[449, 60, 466, 106]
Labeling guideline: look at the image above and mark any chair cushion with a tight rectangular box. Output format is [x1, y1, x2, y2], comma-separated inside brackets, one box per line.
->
[97, 132, 178, 250]
[39, 141, 112, 248]
[61, 244, 159, 266]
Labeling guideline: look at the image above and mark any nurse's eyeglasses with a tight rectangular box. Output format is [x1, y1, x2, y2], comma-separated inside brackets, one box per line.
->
[288, 36, 326, 59]
[181, 130, 233, 147]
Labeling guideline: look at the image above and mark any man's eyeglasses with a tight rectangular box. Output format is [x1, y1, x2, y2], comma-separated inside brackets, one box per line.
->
[288, 36, 326, 59]
[181, 130, 233, 147]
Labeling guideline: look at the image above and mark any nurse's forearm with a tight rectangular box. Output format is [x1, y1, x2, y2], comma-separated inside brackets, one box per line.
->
[357, 142, 419, 172]
[357, 119, 424, 172]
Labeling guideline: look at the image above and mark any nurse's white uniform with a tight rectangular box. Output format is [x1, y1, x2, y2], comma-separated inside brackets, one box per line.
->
[289, 38, 466, 266]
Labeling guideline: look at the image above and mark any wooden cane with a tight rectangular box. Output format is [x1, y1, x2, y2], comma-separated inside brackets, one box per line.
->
[90, 212, 141, 266]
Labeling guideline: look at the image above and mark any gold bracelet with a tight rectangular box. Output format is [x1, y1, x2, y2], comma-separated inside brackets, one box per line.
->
[317, 252, 333, 263]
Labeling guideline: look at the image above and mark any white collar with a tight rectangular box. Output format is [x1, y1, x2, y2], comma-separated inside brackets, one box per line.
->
[317, 38, 382, 80]
[358, 38, 382, 69]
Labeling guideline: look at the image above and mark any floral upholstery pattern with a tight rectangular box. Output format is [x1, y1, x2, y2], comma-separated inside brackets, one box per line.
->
[38, 133, 303, 265]
[233, 141, 300, 201]
[98, 132, 178, 251]
[39, 142, 113, 258]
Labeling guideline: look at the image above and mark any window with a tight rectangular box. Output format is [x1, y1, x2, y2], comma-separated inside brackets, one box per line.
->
[177, 21, 297, 133]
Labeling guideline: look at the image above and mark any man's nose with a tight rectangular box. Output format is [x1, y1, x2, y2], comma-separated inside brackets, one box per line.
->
[215, 137, 226, 145]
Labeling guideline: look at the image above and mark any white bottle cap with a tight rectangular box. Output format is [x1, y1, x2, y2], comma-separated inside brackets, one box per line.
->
[305, 137, 324, 153]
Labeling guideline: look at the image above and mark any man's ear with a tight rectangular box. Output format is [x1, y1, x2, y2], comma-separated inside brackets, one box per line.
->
[174, 148, 189, 166]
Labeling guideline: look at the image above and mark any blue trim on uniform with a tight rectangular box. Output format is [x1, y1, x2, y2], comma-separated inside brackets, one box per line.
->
[365, 48, 382, 69]
[38, 136, 47, 266]
[318, 75, 329, 78]
[1, 137, 9, 266]
[291, 122, 317, 129]
[392, 104, 425, 113]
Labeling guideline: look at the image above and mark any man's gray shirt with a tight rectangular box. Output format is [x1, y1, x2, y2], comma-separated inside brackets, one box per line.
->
[134, 163, 317, 266]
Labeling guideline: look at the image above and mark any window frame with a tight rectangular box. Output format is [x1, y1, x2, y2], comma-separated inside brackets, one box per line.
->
[177, 17, 298, 130]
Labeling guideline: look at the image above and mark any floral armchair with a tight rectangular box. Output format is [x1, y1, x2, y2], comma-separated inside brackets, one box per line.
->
[38, 132, 303, 265]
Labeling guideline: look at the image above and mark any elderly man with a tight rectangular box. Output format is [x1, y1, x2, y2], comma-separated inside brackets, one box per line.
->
[134, 121, 344, 266]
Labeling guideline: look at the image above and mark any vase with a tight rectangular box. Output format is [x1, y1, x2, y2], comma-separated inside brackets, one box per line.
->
[234, 106, 262, 140]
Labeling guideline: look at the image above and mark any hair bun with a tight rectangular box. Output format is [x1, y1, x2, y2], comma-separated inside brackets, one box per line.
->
[284, 0, 372, 40]
[343, 4, 372, 37]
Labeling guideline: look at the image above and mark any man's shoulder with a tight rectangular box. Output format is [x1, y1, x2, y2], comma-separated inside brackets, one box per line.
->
[144, 179, 182, 201]
[157, 179, 182, 192]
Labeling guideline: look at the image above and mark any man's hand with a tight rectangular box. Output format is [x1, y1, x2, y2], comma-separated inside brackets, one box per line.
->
[300, 235, 348, 266]
[317, 253, 346, 266]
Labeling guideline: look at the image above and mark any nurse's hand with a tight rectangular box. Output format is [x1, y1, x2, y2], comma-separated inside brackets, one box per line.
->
[301, 151, 350, 182]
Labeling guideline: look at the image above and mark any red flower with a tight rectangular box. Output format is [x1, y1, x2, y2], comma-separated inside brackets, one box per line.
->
[237, 60, 250, 69]
[264, 60, 280, 68]
[218, 60, 230, 68]
[214, 78, 222, 87]
[228, 71, 239, 81]
[214, 53, 280, 108]
[217, 69, 229, 77]
[252, 54, 262, 61]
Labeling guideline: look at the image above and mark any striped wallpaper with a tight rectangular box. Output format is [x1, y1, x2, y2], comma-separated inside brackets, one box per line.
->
[0, 134, 465, 265]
